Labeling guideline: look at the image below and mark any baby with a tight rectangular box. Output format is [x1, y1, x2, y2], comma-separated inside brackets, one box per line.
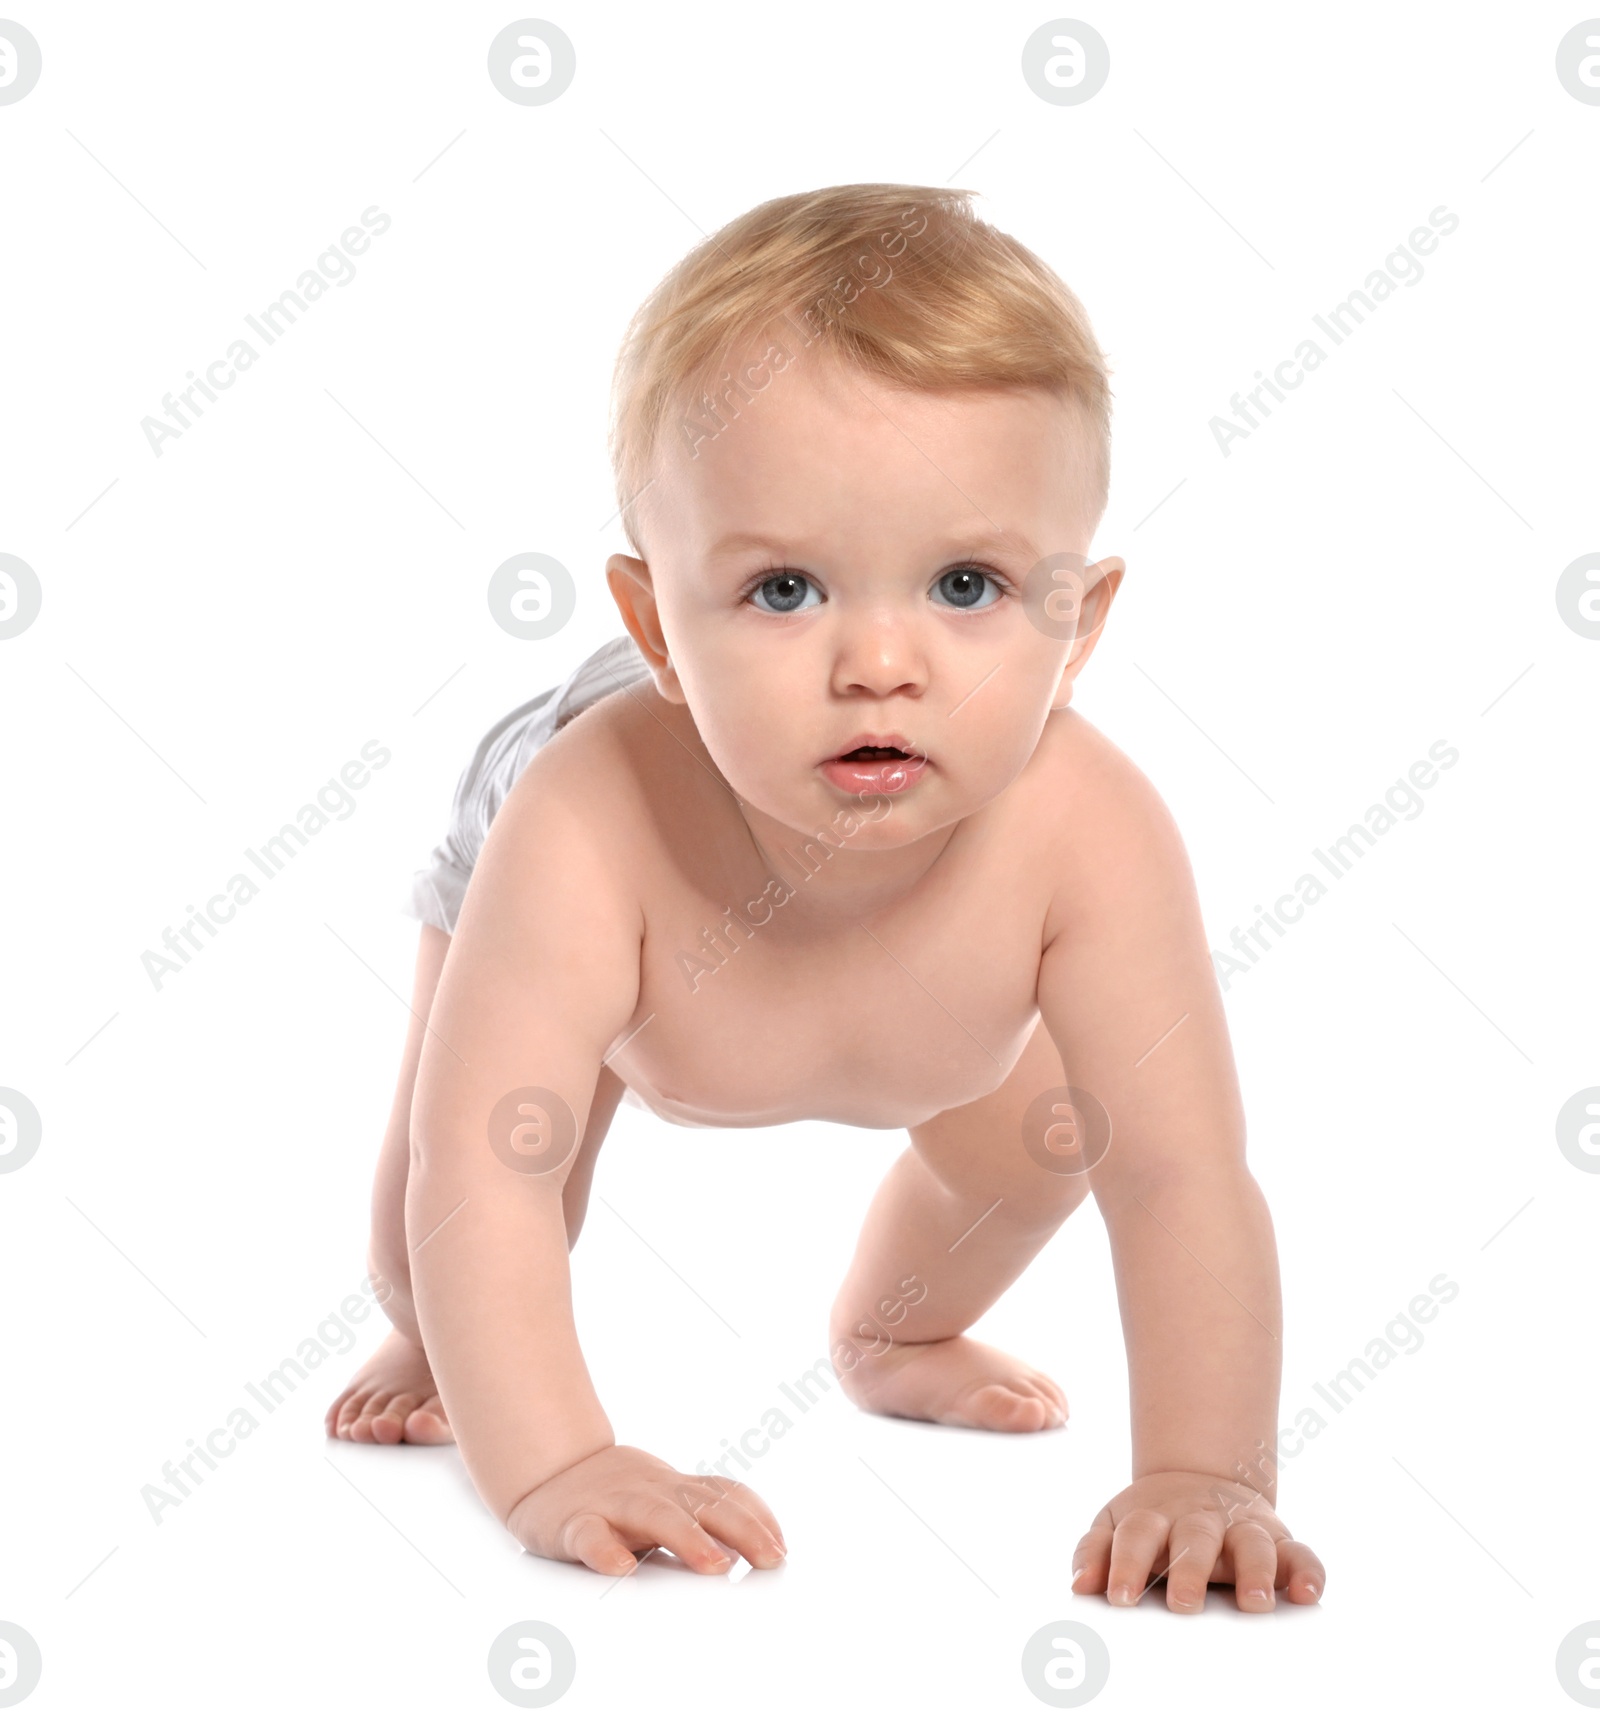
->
[325, 182, 1325, 1614]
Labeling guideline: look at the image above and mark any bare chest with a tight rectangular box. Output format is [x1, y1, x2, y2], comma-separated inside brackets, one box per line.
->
[601, 796, 1052, 1132]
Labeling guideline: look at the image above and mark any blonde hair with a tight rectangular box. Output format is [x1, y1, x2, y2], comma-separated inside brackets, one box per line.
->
[606, 182, 1112, 557]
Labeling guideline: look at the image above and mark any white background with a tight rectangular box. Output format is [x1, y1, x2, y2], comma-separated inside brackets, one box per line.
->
[1, 1, 1596, 1721]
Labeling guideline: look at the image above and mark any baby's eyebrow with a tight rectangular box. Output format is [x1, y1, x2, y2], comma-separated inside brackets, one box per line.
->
[952, 528, 1043, 563]
[706, 530, 795, 560]
[706, 527, 1044, 562]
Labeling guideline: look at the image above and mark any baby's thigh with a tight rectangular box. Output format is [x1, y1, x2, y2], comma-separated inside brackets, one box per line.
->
[370, 920, 453, 1295]
[908, 1015, 1091, 1222]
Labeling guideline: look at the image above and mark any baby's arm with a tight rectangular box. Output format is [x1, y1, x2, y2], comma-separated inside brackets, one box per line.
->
[1036, 739, 1325, 1611]
[406, 766, 785, 1576]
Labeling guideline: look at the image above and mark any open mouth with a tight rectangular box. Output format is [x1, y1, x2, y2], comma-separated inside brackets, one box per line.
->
[820, 734, 929, 795]
[821, 732, 927, 792]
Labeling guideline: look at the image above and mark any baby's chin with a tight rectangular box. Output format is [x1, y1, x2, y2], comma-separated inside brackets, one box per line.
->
[728, 765, 1004, 851]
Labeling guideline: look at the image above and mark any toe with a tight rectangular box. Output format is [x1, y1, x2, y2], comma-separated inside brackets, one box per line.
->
[369, 1393, 419, 1443]
[403, 1400, 453, 1444]
[348, 1390, 394, 1443]
[1009, 1391, 1055, 1432]
[951, 1383, 1052, 1432]
[331, 1391, 367, 1439]
[1027, 1376, 1069, 1423]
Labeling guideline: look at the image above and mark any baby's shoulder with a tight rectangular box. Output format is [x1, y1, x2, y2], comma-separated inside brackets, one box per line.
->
[499, 675, 708, 860]
[1030, 708, 1193, 940]
[503, 680, 660, 818]
[1032, 706, 1173, 828]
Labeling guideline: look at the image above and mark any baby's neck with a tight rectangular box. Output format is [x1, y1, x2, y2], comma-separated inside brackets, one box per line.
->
[736, 806, 961, 935]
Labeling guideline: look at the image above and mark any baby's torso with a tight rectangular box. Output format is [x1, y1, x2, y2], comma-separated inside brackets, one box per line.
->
[531, 682, 1080, 1132]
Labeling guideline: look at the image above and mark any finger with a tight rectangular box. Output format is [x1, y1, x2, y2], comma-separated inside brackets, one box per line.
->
[676, 1473, 784, 1536]
[1071, 1507, 1115, 1595]
[559, 1511, 642, 1577]
[675, 1475, 787, 1566]
[1222, 1520, 1280, 1611]
[1274, 1538, 1325, 1605]
[646, 1501, 743, 1574]
[689, 1489, 787, 1569]
[1105, 1510, 1170, 1606]
[1163, 1513, 1225, 1614]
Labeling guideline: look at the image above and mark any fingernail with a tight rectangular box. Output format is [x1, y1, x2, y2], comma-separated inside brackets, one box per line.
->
[1305, 1582, 1319, 1599]
[1070, 1567, 1085, 1584]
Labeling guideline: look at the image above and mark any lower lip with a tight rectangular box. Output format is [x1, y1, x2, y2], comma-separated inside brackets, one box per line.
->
[820, 754, 929, 795]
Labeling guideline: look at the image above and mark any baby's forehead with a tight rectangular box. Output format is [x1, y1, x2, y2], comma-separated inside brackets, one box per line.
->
[646, 359, 1090, 550]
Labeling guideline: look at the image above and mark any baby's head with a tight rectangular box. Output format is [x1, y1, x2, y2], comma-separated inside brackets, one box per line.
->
[604, 182, 1122, 847]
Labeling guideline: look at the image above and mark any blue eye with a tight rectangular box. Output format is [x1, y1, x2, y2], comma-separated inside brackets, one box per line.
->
[935, 567, 1002, 609]
[743, 565, 1007, 613]
[747, 571, 819, 614]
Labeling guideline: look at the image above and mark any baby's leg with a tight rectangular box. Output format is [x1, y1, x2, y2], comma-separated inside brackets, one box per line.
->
[828, 1017, 1091, 1430]
[325, 920, 624, 1443]
[325, 921, 453, 1443]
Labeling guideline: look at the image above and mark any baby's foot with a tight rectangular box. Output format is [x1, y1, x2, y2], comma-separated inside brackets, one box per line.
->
[324, 1328, 453, 1444]
[837, 1334, 1067, 1432]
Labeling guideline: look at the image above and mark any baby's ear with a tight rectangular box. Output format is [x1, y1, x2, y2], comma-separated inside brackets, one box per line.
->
[648, 659, 688, 705]
[605, 555, 687, 704]
[1082, 554, 1125, 624]
[1050, 556, 1125, 707]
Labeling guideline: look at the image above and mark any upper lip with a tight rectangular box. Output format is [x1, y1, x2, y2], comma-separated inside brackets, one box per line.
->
[826, 732, 923, 762]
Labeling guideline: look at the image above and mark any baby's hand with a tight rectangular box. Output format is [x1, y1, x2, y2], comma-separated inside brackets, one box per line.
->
[505, 1444, 787, 1577]
[1071, 1471, 1324, 1612]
